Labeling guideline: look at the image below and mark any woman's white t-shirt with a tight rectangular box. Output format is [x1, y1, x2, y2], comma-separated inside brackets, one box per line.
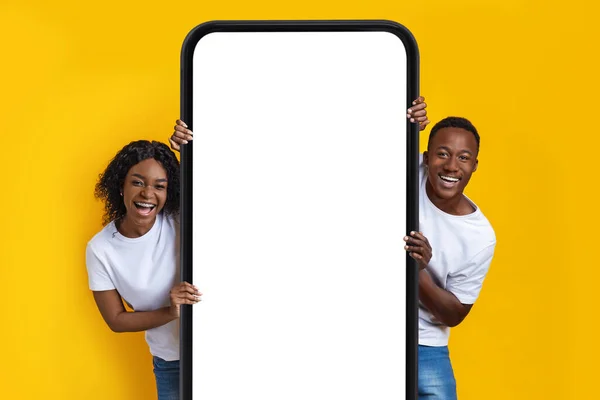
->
[86, 212, 180, 361]
[418, 155, 496, 346]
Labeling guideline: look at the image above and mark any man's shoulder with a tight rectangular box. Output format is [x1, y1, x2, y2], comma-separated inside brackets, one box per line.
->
[466, 206, 496, 252]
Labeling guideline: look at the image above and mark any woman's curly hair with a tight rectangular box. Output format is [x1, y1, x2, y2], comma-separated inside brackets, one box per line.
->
[95, 140, 180, 226]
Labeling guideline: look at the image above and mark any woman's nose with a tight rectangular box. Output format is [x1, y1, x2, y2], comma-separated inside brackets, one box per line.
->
[140, 186, 152, 198]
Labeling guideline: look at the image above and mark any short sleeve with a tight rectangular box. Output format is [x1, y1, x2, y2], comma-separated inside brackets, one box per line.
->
[446, 243, 495, 304]
[86, 243, 116, 291]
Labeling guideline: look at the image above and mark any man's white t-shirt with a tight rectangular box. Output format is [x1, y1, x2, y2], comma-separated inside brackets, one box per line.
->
[86, 212, 180, 361]
[418, 154, 496, 347]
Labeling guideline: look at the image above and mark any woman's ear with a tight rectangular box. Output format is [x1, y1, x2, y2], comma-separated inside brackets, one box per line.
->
[423, 151, 429, 165]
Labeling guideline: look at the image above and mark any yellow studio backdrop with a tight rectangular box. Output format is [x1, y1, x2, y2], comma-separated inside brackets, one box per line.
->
[0, 0, 597, 399]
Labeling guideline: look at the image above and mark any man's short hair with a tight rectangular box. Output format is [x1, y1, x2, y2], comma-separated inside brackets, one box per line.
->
[428, 117, 480, 154]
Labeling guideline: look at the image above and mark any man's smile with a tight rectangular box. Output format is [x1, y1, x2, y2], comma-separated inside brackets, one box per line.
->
[438, 174, 461, 188]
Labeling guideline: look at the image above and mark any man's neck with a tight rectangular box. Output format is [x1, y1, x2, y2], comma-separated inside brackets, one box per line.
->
[425, 180, 474, 216]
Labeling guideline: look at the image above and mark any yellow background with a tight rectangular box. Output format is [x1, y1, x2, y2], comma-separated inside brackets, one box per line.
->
[1, 0, 597, 399]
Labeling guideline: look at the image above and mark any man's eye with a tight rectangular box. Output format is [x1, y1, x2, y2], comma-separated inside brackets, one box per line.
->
[438, 152, 448, 157]
[459, 155, 469, 161]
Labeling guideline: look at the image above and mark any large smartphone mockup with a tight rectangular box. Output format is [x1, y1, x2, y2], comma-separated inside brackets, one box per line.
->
[180, 20, 420, 400]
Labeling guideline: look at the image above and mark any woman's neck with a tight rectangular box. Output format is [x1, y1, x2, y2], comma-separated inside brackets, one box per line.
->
[117, 215, 156, 238]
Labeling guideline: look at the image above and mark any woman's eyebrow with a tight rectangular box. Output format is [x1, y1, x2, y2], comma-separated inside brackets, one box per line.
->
[131, 173, 167, 183]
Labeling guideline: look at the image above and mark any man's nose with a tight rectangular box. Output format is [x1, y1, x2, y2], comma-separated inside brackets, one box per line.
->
[443, 157, 459, 171]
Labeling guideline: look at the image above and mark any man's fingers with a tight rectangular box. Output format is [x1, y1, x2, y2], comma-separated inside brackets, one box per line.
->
[407, 102, 427, 114]
[412, 96, 425, 105]
[410, 109, 427, 118]
[405, 244, 424, 252]
[405, 245, 429, 261]
[410, 231, 431, 245]
[404, 235, 427, 248]
[409, 116, 428, 124]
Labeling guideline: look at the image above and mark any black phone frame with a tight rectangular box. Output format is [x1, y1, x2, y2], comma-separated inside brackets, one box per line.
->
[180, 19, 420, 400]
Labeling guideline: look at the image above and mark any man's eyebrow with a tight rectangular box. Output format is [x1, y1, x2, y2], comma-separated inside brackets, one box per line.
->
[435, 146, 473, 155]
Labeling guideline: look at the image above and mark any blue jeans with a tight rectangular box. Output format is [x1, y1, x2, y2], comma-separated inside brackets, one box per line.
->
[418, 345, 457, 400]
[153, 356, 179, 400]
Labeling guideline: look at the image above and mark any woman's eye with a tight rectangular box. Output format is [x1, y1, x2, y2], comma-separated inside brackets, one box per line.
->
[155, 185, 166, 190]
[133, 181, 143, 186]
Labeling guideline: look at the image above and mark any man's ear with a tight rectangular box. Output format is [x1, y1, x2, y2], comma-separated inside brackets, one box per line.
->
[473, 158, 478, 172]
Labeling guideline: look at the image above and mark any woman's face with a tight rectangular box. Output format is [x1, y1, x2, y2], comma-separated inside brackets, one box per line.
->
[121, 158, 168, 224]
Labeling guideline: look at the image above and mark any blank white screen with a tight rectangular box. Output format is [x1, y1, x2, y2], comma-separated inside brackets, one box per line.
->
[192, 31, 407, 399]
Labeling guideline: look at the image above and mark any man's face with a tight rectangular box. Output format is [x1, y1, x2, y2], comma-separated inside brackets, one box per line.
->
[424, 127, 479, 200]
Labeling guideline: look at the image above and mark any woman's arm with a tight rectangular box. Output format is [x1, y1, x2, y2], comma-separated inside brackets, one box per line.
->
[92, 282, 201, 333]
[92, 290, 174, 333]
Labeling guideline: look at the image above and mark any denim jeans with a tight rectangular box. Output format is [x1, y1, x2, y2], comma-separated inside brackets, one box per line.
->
[418, 345, 457, 400]
[153, 356, 179, 400]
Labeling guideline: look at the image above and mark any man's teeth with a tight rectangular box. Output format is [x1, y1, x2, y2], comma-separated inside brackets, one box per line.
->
[440, 175, 460, 182]
[135, 202, 155, 208]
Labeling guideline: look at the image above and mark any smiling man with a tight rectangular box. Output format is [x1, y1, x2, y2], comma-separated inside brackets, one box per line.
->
[404, 117, 496, 399]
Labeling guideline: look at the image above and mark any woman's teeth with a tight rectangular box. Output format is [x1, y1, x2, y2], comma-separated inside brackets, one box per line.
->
[134, 202, 156, 209]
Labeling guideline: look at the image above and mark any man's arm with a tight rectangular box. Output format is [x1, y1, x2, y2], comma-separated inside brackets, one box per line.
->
[405, 232, 494, 327]
[418, 270, 473, 327]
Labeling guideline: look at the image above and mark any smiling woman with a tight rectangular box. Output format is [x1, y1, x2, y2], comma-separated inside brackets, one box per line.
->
[120, 159, 169, 235]
[85, 140, 201, 400]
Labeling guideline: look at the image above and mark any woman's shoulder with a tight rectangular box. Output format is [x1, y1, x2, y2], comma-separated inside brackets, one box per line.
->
[86, 221, 119, 255]
[89, 221, 118, 242]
